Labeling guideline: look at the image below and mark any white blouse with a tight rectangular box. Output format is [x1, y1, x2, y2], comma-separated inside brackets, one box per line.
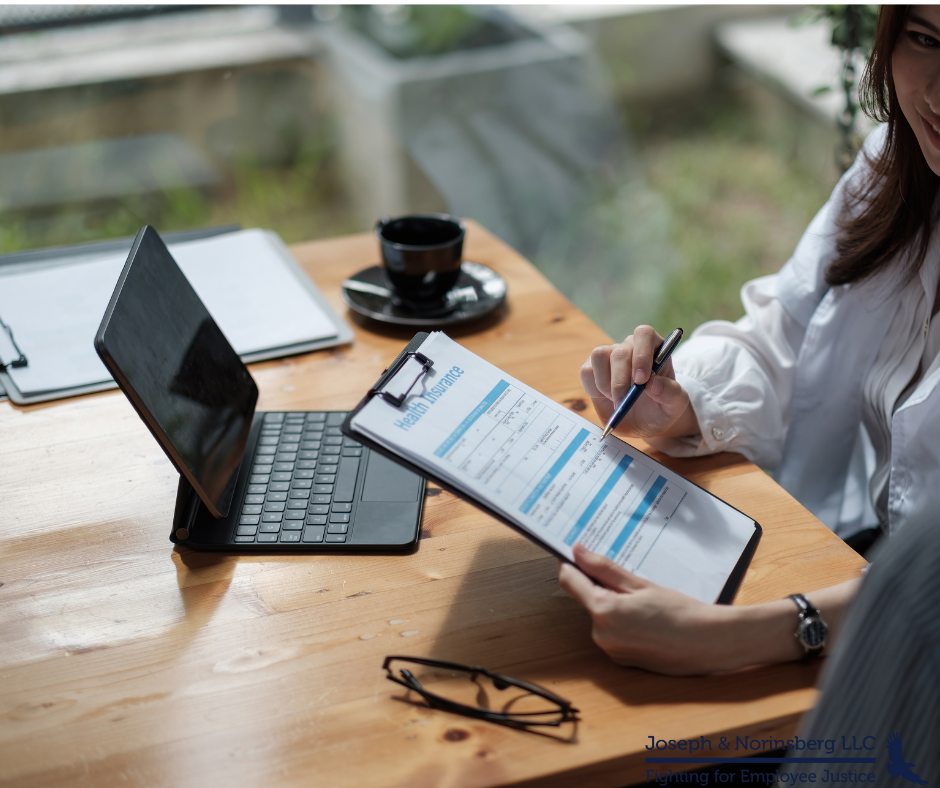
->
[649, 262, 940, 532]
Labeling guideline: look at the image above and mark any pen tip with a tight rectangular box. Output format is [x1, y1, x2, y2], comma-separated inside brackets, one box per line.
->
[601, 426, 611, 439]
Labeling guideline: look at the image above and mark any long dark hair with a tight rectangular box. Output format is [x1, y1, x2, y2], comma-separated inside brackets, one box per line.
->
[827, 5, 940, 286]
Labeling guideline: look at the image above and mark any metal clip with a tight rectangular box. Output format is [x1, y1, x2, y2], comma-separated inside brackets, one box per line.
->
[371, 351, 433, 408]
[0, 315, 27, 370]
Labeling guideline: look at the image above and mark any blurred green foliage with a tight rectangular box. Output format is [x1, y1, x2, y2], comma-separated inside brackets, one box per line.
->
[628, 91, 835, 336]
[0, 133, 357, 255]
[343, 5, 524, 59]
[813, 5, 879, 52]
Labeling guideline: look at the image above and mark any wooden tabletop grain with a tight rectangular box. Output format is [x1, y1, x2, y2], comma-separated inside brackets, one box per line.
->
[0, 222, 866, 788]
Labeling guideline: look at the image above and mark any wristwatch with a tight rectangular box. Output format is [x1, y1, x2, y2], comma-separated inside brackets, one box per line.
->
[790, 594, 828, 660]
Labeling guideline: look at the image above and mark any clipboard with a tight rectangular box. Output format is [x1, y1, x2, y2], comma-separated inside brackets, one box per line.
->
[343, 333, 761, 605]
[0, 226, 240, 405]
[0, 225, 354, 405]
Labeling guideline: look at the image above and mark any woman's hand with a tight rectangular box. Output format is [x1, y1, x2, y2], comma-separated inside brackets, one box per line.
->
[558, 544, 739, 675]
[581, 325, 698, 439]
[559, 545, 862, 675]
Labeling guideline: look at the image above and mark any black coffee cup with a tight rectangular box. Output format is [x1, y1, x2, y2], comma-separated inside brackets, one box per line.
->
[376, 213, 465, 306]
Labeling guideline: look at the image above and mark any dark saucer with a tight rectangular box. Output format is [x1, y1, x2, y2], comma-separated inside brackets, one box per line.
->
[341, 262, 507, 327]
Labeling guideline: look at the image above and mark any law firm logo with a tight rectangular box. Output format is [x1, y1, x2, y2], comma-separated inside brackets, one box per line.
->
[886, 733, 927, 785]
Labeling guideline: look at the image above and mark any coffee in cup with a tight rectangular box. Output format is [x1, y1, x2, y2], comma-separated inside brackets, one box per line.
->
[375, 213, 465, 308]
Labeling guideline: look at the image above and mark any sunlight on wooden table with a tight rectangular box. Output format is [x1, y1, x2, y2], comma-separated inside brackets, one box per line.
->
[0, 222, 866, 788]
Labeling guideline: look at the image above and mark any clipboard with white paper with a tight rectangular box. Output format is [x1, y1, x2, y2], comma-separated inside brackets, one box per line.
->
[0, 227, 354, 405]
[343, 331, 761, 604]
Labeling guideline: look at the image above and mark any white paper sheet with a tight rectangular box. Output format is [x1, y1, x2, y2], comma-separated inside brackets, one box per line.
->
[352, 332, 757, 603]
[0, 229, 340, 397]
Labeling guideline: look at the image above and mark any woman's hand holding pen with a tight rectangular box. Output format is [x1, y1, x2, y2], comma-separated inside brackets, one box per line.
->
[580, 325, 699, 440]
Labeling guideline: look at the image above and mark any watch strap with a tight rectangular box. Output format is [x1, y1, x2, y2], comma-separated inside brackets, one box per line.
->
[790, 593, 817, 616]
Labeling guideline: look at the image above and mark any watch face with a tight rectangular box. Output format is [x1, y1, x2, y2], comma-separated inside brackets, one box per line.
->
[801, 618, 828, 648]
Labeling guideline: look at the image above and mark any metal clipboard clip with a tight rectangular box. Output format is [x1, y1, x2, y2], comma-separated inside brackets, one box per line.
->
[0, 313, 27, 370]
[370, 351, 434, 408]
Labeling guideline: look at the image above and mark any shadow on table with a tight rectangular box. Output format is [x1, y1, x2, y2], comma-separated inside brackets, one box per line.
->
[423, 536, 819, 708]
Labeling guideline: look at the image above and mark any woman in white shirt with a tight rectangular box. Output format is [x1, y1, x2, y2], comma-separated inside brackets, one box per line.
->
[560, 5, 940, 674]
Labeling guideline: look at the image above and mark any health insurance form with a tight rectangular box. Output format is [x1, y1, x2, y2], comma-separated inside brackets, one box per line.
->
[351, 333, 758, 603]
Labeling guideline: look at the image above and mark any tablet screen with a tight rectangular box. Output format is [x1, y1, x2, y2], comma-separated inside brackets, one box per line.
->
[95, 227, 258, 517]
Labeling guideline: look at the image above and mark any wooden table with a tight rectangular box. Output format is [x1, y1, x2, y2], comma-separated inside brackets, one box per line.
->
[0, 222, 866, 788]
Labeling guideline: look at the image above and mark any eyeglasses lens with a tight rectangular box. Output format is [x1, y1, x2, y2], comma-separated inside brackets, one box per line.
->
[401, 664, 563, 721]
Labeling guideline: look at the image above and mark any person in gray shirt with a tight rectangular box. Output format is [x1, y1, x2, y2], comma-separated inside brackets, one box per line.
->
[785, 510, 939, 786]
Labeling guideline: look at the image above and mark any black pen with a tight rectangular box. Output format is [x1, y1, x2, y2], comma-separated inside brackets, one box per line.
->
[600, 328, 683, 439]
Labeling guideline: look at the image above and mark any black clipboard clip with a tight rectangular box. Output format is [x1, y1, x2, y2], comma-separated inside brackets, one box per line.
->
[370, 351, 433, 408]
[0, 314, 27, 370]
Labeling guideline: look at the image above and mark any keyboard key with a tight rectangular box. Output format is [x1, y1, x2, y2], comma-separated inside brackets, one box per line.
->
[252, 464, 273, 474]
[343, 438, 361, 447]
[334, 457, 360, 503]
[285, 509, 306, 519]
[303, 525, 325, 542]
[289, 489, 310, 499]
[342, 448, 362, 457]
[266, 491, 288, 502]
[280, 532, 301, 543]
[315, 474, 336, 485]
[247, 484, 267, 495]
[303, 429, 324, 438]
[332, 502, 352, 513]
[300, 441, 321, 450]
[324, 436, 343, 445]
[296, 460, 317, 470]
[256, 446, 277, 455]
[286, 499, 307, 509]
[322, 446, 341, 455]
[318, 455, 339, 466]
[306, 514, 328, 525]
[308, 504, 329, 515]
[236, 525, 258, 536]
[283, 424, 304, 433]
[269, 481, 290, 492]
[292, 478, 313, 489]
[244, 494, 264, 504]
[298, 450, 319, 460]
[306, 412, 327, 423]
[325, 426, 342, 435]
[310, 494, 331, 505]
[275, 452, 297, 462]
[257, 533, 278, 542]
[314, 484, 334, 495]
[330, 512, 350, 523]
[249, 474, 270, 484]
[262, 512, 283, 523]
[264, 501, 286, 512]
[239, 514, 261, 525]
[264, 412, 285, 423]
[271, 473, 292, 483]
[282, 521, 303, 531]
[327, 522, 349, 534]
[234, 535, 256, 543]
[259, 436, 279, 445]
[241, 504, 262, 515]
[260, 522, 281, 533]
[325, 534, 347, 543]
[273, 462, 294, 472]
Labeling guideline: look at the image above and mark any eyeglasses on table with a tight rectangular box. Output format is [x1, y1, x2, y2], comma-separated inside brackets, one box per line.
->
[383, 655, 580, 735]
